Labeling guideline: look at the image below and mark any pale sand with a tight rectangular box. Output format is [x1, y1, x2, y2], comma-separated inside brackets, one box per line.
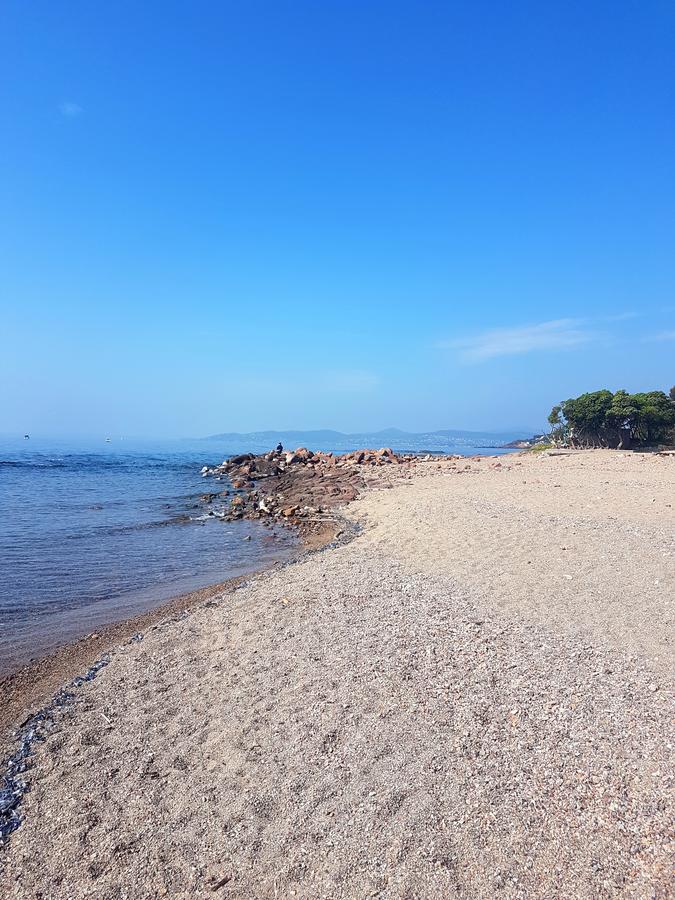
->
[1, 450, 673, 898]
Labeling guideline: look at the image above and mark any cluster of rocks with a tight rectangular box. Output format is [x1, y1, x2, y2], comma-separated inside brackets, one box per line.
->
[198, 446, 407, 531]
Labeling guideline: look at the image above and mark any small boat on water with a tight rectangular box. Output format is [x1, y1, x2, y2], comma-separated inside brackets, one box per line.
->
[105, 437, 112, 442]
[24, 434, 30, 439]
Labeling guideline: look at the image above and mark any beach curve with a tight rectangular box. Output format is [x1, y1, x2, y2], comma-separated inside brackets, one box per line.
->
[0, 449, 673, 898]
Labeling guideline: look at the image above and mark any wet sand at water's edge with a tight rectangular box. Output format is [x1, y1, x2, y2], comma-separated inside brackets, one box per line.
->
[1, 450, 673, 898]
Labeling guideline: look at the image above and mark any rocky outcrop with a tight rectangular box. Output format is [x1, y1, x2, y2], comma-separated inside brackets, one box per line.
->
[199, 447, 414, 532]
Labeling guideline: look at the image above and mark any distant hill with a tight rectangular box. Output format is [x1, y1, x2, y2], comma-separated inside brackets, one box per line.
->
[205, 429, 347, 443]
[201, 427, 531, 455]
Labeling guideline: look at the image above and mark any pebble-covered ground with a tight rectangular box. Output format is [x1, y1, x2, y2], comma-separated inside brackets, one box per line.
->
[1, 450, 673, 898]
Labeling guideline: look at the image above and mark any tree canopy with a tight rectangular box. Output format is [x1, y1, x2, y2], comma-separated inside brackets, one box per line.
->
[548, 388, 675, 448]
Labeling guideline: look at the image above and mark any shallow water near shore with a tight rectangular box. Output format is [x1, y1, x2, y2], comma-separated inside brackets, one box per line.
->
[0, 434, 519, 676]
[0, 437, 298, 675]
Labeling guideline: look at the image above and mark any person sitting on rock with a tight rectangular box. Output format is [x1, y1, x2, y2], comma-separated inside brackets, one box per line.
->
[275, 442, 283, 452]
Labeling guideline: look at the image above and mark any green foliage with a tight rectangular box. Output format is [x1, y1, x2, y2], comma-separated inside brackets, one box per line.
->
[548, 388, 675, 448]
[547, 405, 562, 427]
[606, 389, 637, 430]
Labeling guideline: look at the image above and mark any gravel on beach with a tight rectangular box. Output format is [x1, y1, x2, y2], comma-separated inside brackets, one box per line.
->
[0, 450, 673, 899]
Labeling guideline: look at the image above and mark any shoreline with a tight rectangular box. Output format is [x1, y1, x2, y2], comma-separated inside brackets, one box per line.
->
[0, 517, 343, 750]
[0, 572, 261, 746]
[4, 443, 663, 748]
[0, 448, 673, 895]
[0, 445, 424, 744]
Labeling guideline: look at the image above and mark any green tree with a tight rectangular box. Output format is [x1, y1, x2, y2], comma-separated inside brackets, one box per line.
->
[546, 404, 566, 445]
[547, 405, 562, 427]
[606, 390, 638, 447]
[559, 390, 613, 446]
[630, 391, 675, 444]
[549, 388, 675, 448]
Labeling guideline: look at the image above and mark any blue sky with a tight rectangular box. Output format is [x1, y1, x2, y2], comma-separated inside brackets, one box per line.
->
[1, 1, 674, 438]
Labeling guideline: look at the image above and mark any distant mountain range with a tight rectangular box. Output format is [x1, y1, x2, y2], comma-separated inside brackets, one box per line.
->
[201, 427, 532, 454]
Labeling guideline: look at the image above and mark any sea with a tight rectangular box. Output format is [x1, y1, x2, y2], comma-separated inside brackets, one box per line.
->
[0, 433, 520, 674]
[0, 437, 298, 675]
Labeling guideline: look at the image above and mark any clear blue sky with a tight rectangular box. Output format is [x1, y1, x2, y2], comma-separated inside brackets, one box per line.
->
[1, 1, 673, 437]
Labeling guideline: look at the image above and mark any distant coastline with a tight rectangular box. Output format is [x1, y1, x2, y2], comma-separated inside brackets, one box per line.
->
[199, 427, 534, 455]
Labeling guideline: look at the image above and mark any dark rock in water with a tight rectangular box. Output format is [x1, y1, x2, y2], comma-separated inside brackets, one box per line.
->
[229, 453, 255, 466]
[170, 514, 192, 524]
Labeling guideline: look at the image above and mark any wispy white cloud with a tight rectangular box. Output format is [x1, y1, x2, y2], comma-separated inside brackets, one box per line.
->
[601, 311, 639, 322]
[59, 101, 83, 118]
[642, 329, 675, 343]
[439, 318, 593, 363]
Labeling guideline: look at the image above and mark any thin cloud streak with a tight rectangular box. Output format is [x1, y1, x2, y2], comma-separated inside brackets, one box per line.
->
[440, 318, 593, 362]
[601, 311, 639, 322]
[59, 101, 83, 117]
[642, 330, 675, 342]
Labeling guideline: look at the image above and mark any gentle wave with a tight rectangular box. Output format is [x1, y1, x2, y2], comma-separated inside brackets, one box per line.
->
[0, 441, 296, 674]
[0, 456, 205, 472]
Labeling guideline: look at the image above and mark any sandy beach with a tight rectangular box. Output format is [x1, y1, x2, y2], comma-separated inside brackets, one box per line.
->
[1, 449, 673, 898]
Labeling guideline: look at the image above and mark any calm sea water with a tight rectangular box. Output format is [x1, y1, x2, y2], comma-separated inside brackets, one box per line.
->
[0, 434, 519, 675]
[0, 437, 297, 674]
